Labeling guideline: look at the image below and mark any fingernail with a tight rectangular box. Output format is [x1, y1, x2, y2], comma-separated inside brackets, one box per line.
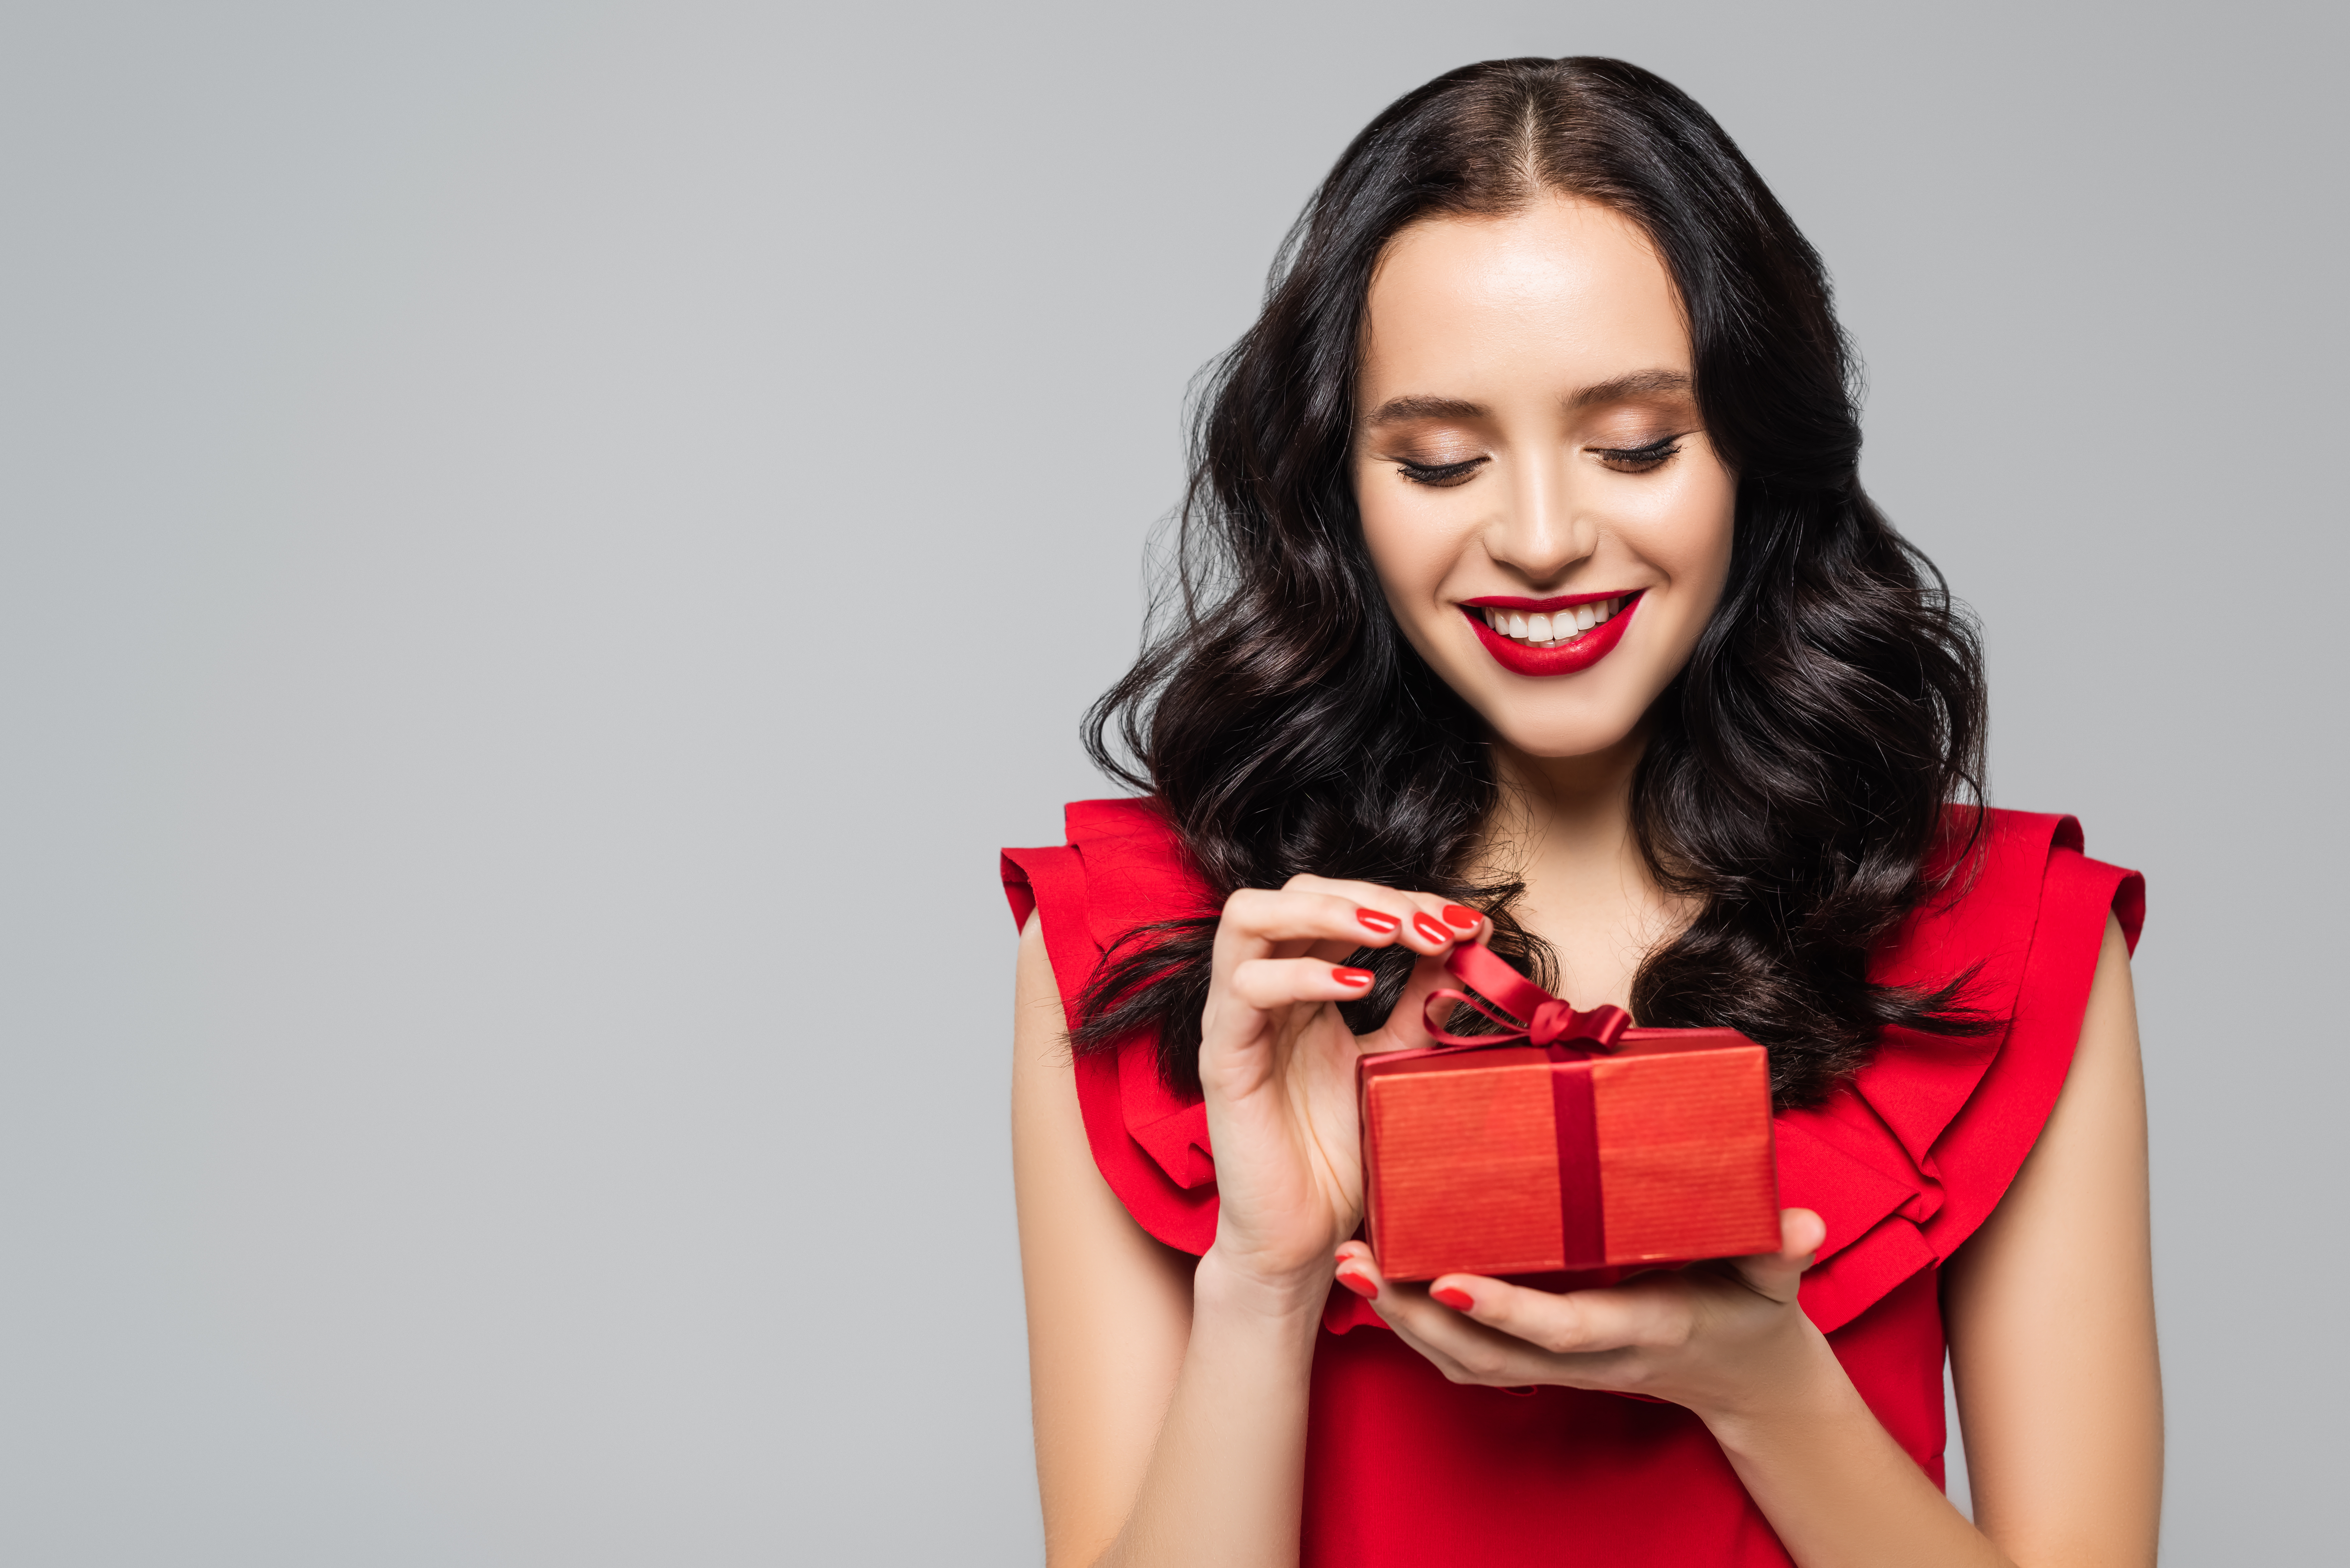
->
[1441, 904, 1481, 929]
[1355, 907, 1401, 935]
[1431, 1285, 1475, 1311]
[1334, 967, 1375, 988]
[1411, 913, 1452, 944]
[1336, 1269, 1378, 1298]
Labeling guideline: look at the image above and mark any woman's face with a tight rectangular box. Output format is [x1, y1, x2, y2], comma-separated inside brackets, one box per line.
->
[1352, 193, 1735, 762]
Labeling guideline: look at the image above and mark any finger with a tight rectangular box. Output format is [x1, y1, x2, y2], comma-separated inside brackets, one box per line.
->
[1731, 1208, 1826, 1302]
[1380, 946, 1494, 1048]
[1219, 885, 1475, 964]
[1364, 1276, 1599, 1386]
[1278, 877, 1488, 948]
[1225, 956, 1378, 1011]
[1333, 1242, 1384, 1303]
[1325, 1258, 1500, 1384]
[1420, 1272, 1681, 1356]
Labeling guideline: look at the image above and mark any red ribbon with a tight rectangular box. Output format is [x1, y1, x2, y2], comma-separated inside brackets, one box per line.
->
[1419, 942, 1631, 1055]
[1417, 943, 1627, 1270]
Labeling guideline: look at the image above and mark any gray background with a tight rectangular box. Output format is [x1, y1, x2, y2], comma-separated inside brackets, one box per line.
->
[1, 1, 2340, 1562]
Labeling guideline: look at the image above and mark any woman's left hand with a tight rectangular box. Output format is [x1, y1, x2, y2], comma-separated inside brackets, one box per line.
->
[1333, 1208, 1832, 1424]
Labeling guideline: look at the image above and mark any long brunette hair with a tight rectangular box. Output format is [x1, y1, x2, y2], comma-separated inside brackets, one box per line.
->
[1073, 57, 1989, 1109]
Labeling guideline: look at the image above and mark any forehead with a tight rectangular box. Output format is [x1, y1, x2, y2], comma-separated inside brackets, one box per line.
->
[1360, 194, 1689, 395]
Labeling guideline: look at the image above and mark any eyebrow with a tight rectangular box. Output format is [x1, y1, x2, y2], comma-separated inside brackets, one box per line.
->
[1360, 394, 1488, 427]
[1360, 369, 1693, 429]
[1564, 369, 1692, 410]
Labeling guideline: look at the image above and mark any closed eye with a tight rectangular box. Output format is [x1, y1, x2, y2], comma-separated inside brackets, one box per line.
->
[1397, 456, 1487, 488]
[1589, 434, 1687, 473]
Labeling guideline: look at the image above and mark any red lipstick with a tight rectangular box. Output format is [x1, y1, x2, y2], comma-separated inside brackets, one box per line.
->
[1462, 591, 1643, 678]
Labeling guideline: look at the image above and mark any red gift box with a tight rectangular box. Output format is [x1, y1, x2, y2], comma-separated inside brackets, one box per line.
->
[1359, 944, 1781, 1282]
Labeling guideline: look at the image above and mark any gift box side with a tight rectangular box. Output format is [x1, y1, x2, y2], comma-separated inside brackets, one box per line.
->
[1362, 1063, 1563, 1281]
[1592, 1046, 1781, 1264]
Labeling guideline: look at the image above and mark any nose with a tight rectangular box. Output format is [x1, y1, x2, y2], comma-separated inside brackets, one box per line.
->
[1484, 452, 1597, 588]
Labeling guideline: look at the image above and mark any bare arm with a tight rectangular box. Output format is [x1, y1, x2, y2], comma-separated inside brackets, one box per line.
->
[1337, 913, 2160, 1567]
[1013, 912, 1326, 1568]
[1011, 913, 1202, 1564]
[1943, 912, 2162, 1562]
[1012, 886, 1487, 1567]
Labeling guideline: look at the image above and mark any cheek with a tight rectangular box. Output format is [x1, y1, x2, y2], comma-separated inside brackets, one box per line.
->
[1634, 467, 1736, 608]
[1356, 484, 1458, 621]
[1682, 500, 1736, 602]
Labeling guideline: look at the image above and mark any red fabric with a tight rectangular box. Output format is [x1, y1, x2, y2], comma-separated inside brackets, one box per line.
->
[1002, 799, 2143, 1564]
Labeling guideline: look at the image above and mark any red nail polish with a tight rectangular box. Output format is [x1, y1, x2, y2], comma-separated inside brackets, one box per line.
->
[1411, 912, 1452, 944]
[1441, 904, 1481, 929]
[1431, 1285, 1475, 1311]
[1355, 907, 1401, 935]
[1336, 1269, 1378, 1298]
[1334, 967, 1375, 988]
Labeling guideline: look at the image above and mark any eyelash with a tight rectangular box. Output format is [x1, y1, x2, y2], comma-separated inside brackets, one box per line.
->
[1589, 435, 1684, 473]
[1397, 457, 1485, 488]
[1395, 434, 1688, 488]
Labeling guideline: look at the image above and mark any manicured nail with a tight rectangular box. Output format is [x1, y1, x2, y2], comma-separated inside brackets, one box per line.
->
[1441, 904, 1481, 929]
[1334, 967, 1375, 988]
[1411, 912, 1452, 944]
[1336, 1269, 1378, 1298]
[1431, 1285, 1475, 1311]
[1355, 907, 1401, 935]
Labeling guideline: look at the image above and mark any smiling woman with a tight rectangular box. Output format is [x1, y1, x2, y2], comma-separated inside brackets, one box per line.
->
[1003, 55, 2157, 1568]
[1068, 60, 1990, 1111]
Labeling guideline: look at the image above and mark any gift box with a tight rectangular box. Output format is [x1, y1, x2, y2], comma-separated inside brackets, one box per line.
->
[1359, 944, 1781, 1282]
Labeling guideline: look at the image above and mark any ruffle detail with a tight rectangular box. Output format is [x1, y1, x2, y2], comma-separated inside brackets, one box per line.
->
[1002, 801, 2144, 1334]
[1002, 799, 1222, 1254]
[1785, 812, 2144, 1330]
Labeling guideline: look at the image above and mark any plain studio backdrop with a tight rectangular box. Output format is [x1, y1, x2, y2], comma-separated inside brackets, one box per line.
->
[1, 1, 2341, 1562]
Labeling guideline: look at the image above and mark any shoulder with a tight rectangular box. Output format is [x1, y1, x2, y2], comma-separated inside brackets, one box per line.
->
[1780, 807, 2145, 1333]
[1882, 807, 2143, 989]
[1001, 797, 1215, 987]
[1001, 799, 1221, 1255]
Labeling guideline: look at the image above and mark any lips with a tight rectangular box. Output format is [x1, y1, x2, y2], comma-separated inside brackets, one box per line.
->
[1461, 591, 1643, 677]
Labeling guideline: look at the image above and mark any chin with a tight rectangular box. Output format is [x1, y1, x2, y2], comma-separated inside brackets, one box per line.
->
[1480, 709, 1649, 762]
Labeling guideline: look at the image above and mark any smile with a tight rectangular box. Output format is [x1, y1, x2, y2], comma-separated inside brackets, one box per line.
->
[1474, 594, 1631, 648]
[1459, 591, 1644, 677]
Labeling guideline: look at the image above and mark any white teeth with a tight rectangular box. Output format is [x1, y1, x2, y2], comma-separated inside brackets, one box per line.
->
[1480, 596, 1633, 645]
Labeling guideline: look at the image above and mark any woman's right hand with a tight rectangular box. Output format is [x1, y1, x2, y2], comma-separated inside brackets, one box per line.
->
[1195, 876, 1484, 1297]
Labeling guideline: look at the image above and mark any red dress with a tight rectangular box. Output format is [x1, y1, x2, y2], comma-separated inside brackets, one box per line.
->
[1002, 799, 2144, 1565]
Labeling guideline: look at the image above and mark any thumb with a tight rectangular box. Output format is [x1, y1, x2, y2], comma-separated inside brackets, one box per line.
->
[1384, 940, 1479, 1047]
[1733, 1207, 1826, 1303]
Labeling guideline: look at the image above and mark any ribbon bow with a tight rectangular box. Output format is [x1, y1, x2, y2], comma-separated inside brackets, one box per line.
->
[1420, 941, 1630, 1054]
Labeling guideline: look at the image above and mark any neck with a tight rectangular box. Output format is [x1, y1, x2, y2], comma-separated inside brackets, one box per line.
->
[1484, 727, 1648, 881]
[1478, 726, 1679, 1011]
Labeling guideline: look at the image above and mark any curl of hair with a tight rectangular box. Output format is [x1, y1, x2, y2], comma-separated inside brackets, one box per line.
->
[1071, 57, 1989, 1109]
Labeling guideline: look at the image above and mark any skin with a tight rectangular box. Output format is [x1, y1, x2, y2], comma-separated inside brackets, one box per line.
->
[1010, 192, 2161, 1567]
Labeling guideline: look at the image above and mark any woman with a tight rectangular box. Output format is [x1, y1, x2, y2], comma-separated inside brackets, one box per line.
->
[1003, 57, 2158, 1567]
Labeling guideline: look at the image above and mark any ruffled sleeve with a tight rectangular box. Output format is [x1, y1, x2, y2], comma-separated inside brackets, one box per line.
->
[1002, 798, 1224, 1255]
[1780, 809, 2145, 1332]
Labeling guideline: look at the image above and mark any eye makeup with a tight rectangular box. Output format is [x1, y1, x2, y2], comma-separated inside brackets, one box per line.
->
[1396, 456, 1487, 487]
[1587, 433, 1687, 472]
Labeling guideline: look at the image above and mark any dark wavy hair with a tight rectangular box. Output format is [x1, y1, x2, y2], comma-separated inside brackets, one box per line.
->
[1070, 56, 1989, 1109]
